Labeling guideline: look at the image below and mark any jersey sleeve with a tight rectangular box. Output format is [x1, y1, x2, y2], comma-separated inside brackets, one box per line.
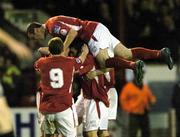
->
[34, 58, 44, 71]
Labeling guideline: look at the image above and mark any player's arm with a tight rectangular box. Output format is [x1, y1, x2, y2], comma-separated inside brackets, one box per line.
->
[86, 68, 113, 80]
[37, 47, 50, 56]
[78, 44, 89, 63]
[63, 28, 78, 51]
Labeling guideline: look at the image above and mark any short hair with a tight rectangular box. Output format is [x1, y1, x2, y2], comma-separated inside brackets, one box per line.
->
[26, 22, 42, 35]
[48, 37, 64, 55]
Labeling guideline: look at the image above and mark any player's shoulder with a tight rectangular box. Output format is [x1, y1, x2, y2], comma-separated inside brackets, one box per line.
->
[60, 56, 77, 63]
[68, 56, 82, 64]
[35, 57, 48, 66]
[64, 56, 75, 60]
[37, 57, 47, 62]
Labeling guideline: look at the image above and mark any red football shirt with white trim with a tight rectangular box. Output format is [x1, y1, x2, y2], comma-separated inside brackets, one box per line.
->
[45, 15, 98, 42]
[34, 56, 81, 113]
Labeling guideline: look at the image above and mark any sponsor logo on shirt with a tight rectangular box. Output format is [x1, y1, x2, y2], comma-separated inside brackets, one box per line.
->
[53, 25, 61, 34]
[60, 29, 68, 36]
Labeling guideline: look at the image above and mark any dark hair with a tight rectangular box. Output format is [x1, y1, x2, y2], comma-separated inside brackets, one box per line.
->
[26, 22, 42, 35]
[48, 37, 64, 55]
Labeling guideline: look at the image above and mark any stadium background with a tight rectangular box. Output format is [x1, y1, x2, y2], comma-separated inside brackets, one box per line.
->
[0, 0, 180, 137]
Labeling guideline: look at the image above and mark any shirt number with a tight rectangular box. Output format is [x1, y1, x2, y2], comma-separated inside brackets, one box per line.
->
[49, 68, 64, 88]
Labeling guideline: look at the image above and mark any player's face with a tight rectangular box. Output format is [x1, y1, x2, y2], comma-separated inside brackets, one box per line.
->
[28, 27, 45, 40]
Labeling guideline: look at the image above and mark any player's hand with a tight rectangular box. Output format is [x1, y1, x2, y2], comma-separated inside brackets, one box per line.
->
[81, 44, 89, 55]
[38, 47, 50, 56]
[86, 71, 97, 80]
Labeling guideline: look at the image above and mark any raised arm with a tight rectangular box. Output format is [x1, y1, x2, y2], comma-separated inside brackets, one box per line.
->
[63, 28, 78, 51]
[86, 68, 114, 80]
[78, 44, 89, 63]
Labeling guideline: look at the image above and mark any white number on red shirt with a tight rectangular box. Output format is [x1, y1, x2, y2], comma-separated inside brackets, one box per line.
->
[49, 68, 64, 88]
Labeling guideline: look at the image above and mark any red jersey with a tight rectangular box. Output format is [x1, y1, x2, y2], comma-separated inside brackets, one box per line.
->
[77, 54, 109, 107]
[45, 15, 98, 43]
[34, 56, 81, 113]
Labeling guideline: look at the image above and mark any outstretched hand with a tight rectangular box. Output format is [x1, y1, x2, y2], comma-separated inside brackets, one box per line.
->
[38, 47, 50, 56]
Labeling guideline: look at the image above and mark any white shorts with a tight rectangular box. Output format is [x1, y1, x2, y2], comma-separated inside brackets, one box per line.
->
[36, 92, 45, 129]
[88, 23, 120, 57]
[83, 99, 109, 131]
[75, 92, 85, 119]
[41, 107, 78, 137]
[108, 88, 118, 120]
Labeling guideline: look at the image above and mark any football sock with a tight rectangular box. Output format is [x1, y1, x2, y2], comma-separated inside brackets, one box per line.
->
[131, 47, 160, 60]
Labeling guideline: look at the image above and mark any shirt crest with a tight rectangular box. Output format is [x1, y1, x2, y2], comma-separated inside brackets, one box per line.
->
[53, 25, 61, 34]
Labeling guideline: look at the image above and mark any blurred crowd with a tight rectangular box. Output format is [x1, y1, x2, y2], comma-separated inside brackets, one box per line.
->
[124, 0, 180, 61]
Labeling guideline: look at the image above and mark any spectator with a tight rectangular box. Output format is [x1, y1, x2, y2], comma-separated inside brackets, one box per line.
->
[120, 66, 156, 137]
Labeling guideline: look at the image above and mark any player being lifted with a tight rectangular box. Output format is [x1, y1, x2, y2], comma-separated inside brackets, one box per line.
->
[27, 15, 174, 84]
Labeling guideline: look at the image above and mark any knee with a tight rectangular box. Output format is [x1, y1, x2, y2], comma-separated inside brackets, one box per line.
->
[98, 130, 110, 137]
[84, 130, 98, 137]
[114, 44, 132, 59]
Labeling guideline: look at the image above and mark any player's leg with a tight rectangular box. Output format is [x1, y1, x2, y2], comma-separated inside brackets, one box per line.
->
[90, 24, 143, 84]
[75, 91, 85, 124]
[95, 47, 143, 72]
[107, 88, 118, 120]
[114, 43, 174, 70]
[88, 23, 131, 69]
[83, 99, 100, 137]
[36, 91, 46, 137]
[105, 57, 144, 85]
[89, 23, 143, 72]
[40, 113, 57, 137]
[96, 50, 144, 85]
[84, 130, 98, 137]
[98, 130, 110, 137]
[40, 117, 62, 137]
[55, 108, 77, 137]
[98, 101, 110, 137]
[95, 48, 110, 68]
